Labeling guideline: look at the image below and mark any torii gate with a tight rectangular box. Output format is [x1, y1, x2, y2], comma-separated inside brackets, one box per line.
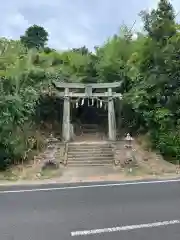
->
[53, 81, 122, 142]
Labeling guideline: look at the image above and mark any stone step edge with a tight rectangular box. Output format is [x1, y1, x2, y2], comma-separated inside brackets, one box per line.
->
[68, 162, 112, 165]
[67, 164, 113, 166]
[68, 147, 112, 149]
[68, 161, 113, 164]
[68, 141, 111, 145]
[68, 153, 113, 156]
[66, 148, 113, 151]
[68, 158, 113, 161]
[68, 154, 113, 157]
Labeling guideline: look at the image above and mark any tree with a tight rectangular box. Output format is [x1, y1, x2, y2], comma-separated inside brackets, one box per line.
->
[140, 0, 176, 43]
[20, 25, 49, 50]
[127, 0, 180, 159]
[1, 0, 180, 169]
[72, 46, 89, 55]
[95, 26, 135, 88]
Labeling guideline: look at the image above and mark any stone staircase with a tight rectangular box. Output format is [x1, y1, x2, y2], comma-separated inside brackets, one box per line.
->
[81, 124, 99, 134]
[74, 123, 107, 141]
[67, 142, 114, 166]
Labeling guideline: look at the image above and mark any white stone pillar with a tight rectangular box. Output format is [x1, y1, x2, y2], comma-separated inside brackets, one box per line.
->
[62, 88, 70, 141]
[108, 88, 116, 141]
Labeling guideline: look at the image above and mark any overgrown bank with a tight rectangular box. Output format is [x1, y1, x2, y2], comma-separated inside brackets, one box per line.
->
[0, 0, 180, 170]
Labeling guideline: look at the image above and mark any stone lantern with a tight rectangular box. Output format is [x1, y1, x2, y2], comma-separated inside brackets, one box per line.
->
[125, 133, 134, 148]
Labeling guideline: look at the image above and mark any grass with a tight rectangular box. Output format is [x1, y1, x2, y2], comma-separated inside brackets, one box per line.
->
[0, 170, 19, 181]
[39, 167, 63, 179]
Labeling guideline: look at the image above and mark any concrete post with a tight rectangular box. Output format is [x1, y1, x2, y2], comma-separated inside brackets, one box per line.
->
[62, 88, 70, 141]
[108, 88, 116, 141]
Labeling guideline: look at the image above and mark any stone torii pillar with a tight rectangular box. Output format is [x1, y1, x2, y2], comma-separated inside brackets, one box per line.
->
[62, 87, 70, 141]
[108, 88, 116, 141]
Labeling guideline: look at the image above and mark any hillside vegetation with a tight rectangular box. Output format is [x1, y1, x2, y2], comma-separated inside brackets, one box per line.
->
[1, 0, 180, 170]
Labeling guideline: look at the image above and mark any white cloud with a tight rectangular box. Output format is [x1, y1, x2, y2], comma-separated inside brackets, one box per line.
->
[0, 0, 180, 50]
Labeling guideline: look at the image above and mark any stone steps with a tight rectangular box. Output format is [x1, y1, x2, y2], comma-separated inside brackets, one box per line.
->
[68, 155, 113, 160]
[81, 124, 99, 134]
[68, 153, 113, 157]
[67, 142, 114, 167]
[68, 145, 112, 150]
[81, 124, 99, 128]
[81, 129, 98, 133]
[67, 163, 112, 166]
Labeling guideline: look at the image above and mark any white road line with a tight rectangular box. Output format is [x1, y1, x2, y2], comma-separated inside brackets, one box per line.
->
[71, 220, 180, 236]
[0, 178, 180, 194]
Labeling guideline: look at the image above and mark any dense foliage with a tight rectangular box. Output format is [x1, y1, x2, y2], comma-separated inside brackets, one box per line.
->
[0, 0, 180, 169]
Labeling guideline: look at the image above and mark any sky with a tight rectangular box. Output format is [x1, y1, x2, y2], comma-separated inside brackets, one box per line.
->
[0, 0, 180, 51]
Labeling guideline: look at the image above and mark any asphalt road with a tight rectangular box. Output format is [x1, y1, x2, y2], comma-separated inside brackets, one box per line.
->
[0, 179, 180, 240]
